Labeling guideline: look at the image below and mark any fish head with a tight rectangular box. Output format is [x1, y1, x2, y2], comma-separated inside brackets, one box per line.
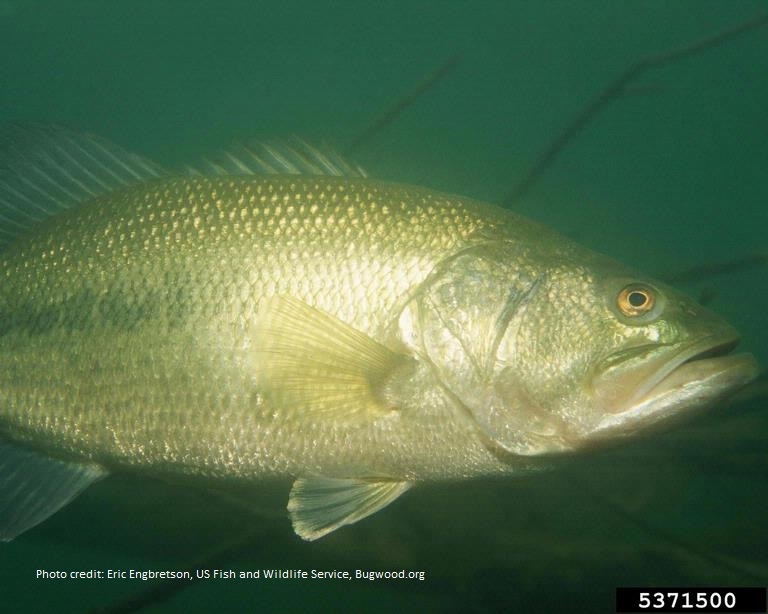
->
[406, 239, 759, 457]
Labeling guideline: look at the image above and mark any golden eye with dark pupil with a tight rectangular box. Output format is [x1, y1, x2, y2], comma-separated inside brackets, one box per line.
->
[617, 285, 655, 316]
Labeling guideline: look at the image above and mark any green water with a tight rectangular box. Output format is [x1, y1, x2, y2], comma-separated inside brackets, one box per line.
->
[1, 1, 766, 612]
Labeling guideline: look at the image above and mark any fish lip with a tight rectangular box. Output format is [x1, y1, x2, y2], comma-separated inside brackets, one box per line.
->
[619, 333, 741, 412]
[594, 334, 759, 436]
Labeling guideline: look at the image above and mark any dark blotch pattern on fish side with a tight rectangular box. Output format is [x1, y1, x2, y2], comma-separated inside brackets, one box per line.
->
[0, 281, 194, 339]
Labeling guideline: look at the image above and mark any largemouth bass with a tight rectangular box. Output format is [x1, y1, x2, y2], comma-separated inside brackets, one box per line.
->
[0, 125, 758, 540]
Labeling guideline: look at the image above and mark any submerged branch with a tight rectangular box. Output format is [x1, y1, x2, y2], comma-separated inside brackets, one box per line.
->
[89, 528, 265, 614]
[661, 252, 767, 284]
[504, 13, 768, 206]
[347, 53, 462, 155]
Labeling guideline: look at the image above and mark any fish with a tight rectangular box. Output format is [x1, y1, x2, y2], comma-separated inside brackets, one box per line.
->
[0, 125, 759, 541]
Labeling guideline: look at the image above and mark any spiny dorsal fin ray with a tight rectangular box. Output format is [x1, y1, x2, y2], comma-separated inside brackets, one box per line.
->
[253, 296, 407, 422]
[0, 123, 167, 251]
[288, 476, 412, 541]
[189, 137, 368, 178]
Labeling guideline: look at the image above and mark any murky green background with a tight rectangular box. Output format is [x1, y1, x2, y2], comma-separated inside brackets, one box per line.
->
[1, 1, 766, 612]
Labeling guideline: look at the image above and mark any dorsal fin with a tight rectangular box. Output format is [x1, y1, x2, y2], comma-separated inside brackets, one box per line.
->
[0, 123, 167, 250]
[0, 125, 367, 251]
[188, 137, 368, 178]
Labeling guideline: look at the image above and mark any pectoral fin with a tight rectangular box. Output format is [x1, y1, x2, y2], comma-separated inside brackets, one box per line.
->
[0, 439, 107, 541]
[254, 296, 409, 421]
[288, 476, 412, 541]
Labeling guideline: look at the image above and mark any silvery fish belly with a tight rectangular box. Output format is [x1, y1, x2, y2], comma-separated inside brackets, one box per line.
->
[0, 126, 758, 541]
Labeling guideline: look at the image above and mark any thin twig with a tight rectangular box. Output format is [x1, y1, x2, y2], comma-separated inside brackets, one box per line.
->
[88, 528, 265, 614]
[347, 53, 462, 155]
[504, 13, 768, 206]
[661, 251, 767, 284]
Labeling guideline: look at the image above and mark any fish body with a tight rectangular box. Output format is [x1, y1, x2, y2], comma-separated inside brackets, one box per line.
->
[0, 126, 758, 540]
[1, 175, 518, 480]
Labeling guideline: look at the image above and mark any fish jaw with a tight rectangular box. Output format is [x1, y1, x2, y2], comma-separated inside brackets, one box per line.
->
[589, 335, 759, 440]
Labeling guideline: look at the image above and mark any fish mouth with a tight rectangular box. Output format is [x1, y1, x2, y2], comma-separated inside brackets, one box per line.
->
[593, 334, 759, 437]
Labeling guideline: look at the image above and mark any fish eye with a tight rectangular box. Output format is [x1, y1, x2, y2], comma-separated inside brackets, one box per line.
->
[616, 284, 656, 317]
